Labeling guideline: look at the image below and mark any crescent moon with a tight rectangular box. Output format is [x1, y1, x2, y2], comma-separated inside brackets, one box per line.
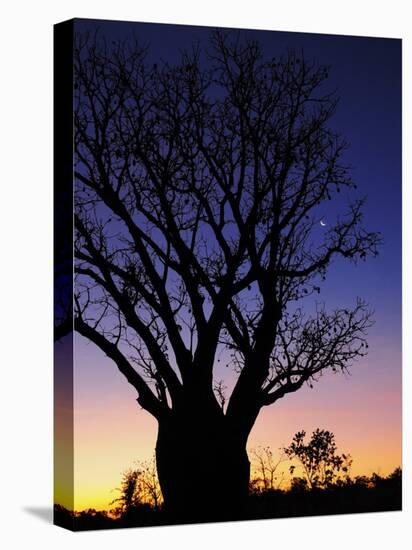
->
[320, 220, 326, 227]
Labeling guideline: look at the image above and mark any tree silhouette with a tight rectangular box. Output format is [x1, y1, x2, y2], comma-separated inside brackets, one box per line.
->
[110, 469, 141, 518]
[134, 455, 163, 511]
[110, 458, 162, 519]
[250, 446, 286, 492]
[284, 429, 352, 489]
[74, 30, 379, 520]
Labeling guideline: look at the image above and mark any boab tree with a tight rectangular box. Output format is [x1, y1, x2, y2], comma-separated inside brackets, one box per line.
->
[74, 31, 379, 520]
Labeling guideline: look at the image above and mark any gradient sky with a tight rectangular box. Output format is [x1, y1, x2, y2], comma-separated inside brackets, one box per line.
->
[56, 19, 401, 512]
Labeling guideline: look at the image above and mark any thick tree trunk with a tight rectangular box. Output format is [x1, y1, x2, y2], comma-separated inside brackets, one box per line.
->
[155, 413, 251, 523]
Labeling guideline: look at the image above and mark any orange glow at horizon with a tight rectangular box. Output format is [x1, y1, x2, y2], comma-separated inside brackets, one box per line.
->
[52, 334, 403, 513]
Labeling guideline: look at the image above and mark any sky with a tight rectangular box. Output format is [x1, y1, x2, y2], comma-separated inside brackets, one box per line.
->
[55, 18, 401, 512]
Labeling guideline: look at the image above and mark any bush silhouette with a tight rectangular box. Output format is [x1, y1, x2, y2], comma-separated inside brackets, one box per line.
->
[284, 429, 352, 489]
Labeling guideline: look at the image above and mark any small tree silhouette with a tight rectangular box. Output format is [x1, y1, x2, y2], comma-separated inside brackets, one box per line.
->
[250, 446, 286, 492]
[110, 455, 163, 517]
[110, 468, 141, 518]
[284, 429, 352, 489]
[134, 455, 163, 511]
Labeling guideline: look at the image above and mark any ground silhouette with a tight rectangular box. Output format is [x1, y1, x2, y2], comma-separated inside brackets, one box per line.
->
[54, 432, 401, 530]
[54, 467, 402, 530]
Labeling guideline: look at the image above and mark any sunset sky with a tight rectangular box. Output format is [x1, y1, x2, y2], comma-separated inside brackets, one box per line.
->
[55, 20, 401, 512]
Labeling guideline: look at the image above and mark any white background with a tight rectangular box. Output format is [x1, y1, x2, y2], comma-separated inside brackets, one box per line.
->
[0, 1, 410, 548]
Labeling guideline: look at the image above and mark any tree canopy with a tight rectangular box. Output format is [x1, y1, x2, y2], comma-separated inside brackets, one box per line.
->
[74, 31, 379, 430]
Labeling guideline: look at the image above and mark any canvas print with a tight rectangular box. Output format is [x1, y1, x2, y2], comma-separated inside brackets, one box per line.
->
[54, 18, 402, 530]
